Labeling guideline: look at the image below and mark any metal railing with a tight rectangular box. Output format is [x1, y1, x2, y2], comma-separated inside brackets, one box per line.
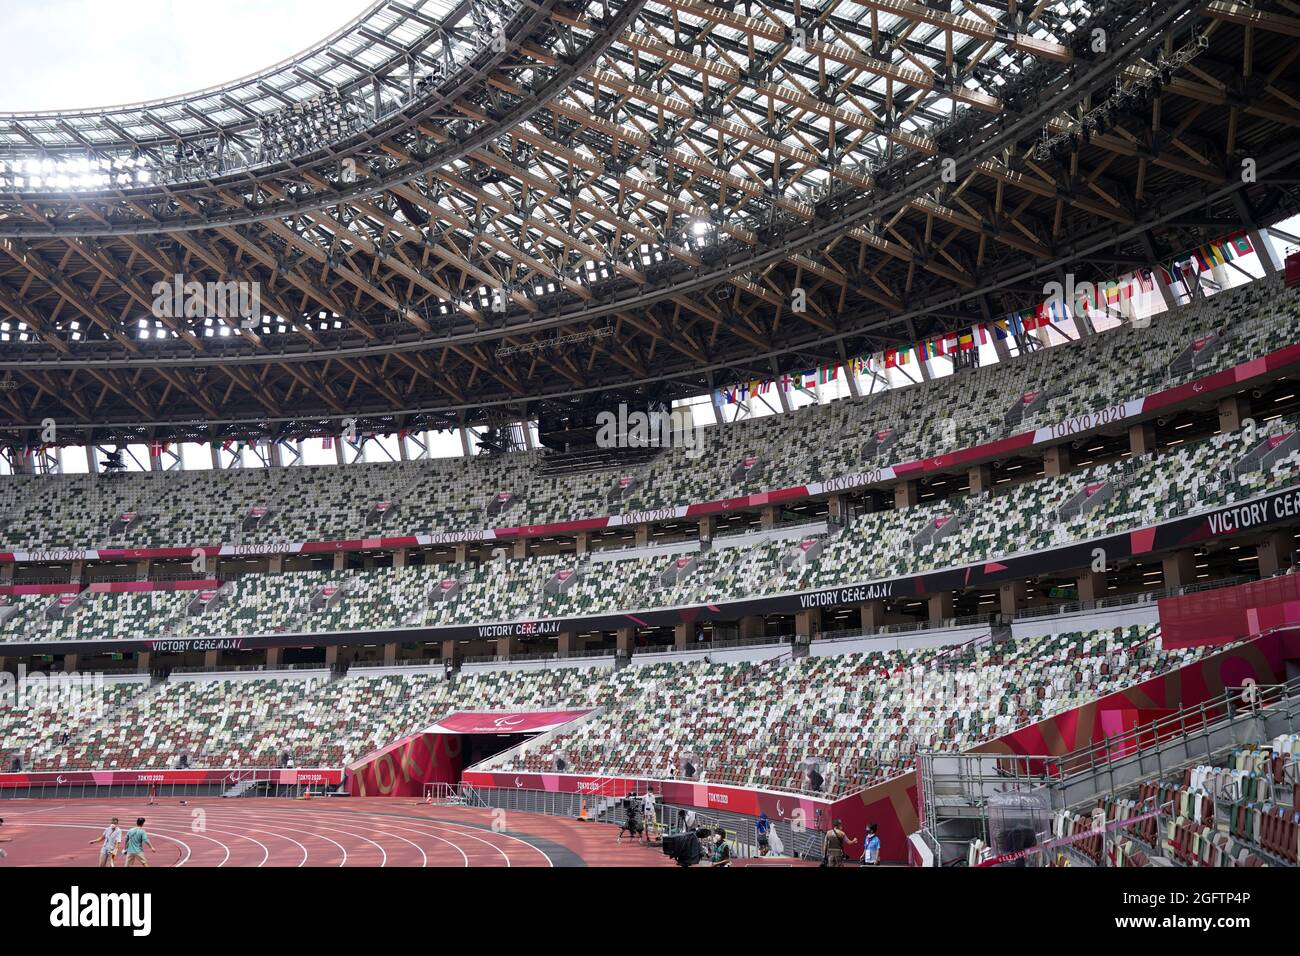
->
[1013, 575, 1251, 620]
[1003, 672, 1300, 787]
[458, 783, 827, 862]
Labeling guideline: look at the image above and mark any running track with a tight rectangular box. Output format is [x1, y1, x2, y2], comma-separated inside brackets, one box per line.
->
[0, 798, 681, 868]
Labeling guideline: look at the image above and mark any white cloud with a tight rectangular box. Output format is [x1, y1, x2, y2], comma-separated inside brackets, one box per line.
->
[0, 0, 370, 112]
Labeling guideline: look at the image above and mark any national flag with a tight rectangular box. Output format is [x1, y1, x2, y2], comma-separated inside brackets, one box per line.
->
[149, 440, 163, 457]
[957, 331, 974, 351]
[884, 348, 898, 369]
[779, 374, 795, 392]
[897, 345, 912, 365]
[818, 364, 838, 385]
[222, 439, 236, 452]
[802, 369, 818, 388]
[1228, 231, 1253, 256]
[322, 436, 333, 449]
[992, 318, 1010, 340]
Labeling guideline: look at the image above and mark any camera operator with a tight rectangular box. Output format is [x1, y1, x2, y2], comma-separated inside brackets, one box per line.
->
[660, 826, 706, 867]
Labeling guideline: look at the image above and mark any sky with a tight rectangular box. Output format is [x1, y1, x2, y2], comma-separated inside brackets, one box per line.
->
[0, 0, 370, 112]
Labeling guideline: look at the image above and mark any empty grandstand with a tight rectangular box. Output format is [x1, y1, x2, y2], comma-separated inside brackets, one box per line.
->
[0, 0, 1297, 930]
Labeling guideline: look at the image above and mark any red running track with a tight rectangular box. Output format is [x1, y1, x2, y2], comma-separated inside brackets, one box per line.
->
[0, 798, 682, 868]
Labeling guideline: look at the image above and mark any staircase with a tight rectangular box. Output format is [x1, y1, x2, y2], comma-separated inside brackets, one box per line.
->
[918, 669, 1300, 864]
[221, 774, 262, 798]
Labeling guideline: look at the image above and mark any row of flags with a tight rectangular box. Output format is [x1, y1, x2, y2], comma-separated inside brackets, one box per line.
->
[715, 226, 1260, 406]
[1177, 231, 1253, 274]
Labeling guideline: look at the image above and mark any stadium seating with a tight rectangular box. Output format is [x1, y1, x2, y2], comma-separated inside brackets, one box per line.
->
[504, 624, 1212, 795]
[0, 678, 150, 770]
[1, 274, 1297, 552]
[4, 401, 1296, 644]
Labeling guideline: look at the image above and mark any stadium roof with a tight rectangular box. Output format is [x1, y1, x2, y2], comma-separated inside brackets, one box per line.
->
[0, 0, 1298, 445]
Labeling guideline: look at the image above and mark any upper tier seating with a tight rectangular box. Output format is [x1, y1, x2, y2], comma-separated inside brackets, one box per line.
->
[2, 274, 1297, 551]
[8, 404, 1297, 644]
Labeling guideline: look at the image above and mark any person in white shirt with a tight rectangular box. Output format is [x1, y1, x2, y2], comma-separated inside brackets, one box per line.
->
[642, 787, 657, 838]
[90, 817, 123, 868]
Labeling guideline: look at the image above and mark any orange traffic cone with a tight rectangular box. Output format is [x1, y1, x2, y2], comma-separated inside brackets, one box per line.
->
[579, 799, 589, 821]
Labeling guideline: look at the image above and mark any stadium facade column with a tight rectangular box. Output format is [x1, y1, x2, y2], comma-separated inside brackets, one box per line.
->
[698, 516, 715, 544]
[616, 627, 635, 658]
[135, 559, 150, 579]
[0, 656, 6, 676]
[635, 524, 650, 547]
[136, 652, 151, 674]
[266, 647, 282, 669]
[513, 538, 527, 559]
[441, 640, 461, 667]
[392, 549, 406, 568]
[928, 591, 954, 624]
[496, 636, 521, 659]
[210, 443, 221, 469]
[0, 562, 11, 583]
[760, 506, 777, 530]
[1161, 550, 1198, 589]
[894, 480, 918, 509]
[70, 560, 84, 582]
[455, 543, 468, 563]
[794, 607, 821, 638]
[1129, 421, 1157, 457]
[558, 631, 578, 657]
[998, 580, 1026, 618]
[333, 551, 346, 571]
[1043, 444, 1070, 478]
[859, 600, 884, 630]
[575, 533, 590, 556]
[85, 445, 98, 473]
[269, 555, 284, 572]
[827, 494, 848, 525]
[1077, 567, 1107, 603]
[63, 654, 78, 672]
[673, 622, 690, 649]
[739, 615, 764, 639]
[383, 643, 397, 665]
[204, 650, 219, 668]
[1257, 530, 1296, 576]
[325, 646, 338, 668]
[967, 464, 992, 495]
[1217, 395, 1250, 433]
